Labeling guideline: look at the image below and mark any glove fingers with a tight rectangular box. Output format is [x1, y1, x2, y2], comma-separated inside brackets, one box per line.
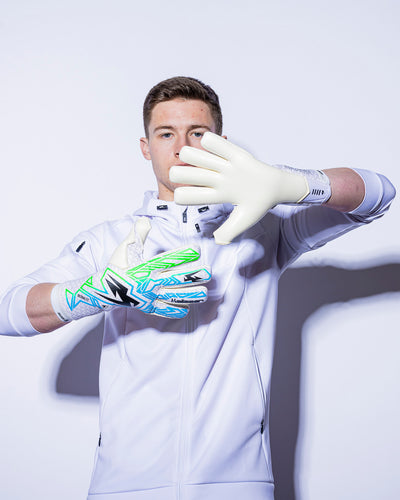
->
[159, 266, 212, 286]
[201, 132, 248, 161]
[126, 246, 201, 279]
[170, 165, 219, 188]
[213, 205, 265, 245]
[152, 301, 189, 319]
[179, 146, 228, 172]
[158, 285, 208, 304]
[174, 186, 223, 206]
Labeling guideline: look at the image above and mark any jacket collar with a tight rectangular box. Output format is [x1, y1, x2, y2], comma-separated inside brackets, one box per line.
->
[134, 191, 232, 237]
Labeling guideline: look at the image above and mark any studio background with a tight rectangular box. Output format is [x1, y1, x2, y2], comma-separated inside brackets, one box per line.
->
[0, 1, 399, 499]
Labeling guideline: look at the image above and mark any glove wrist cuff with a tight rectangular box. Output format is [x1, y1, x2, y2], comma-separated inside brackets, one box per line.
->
[51, 283, 72, 322]
[301, 169, 331, 204]
[275, 165, 331, 204]
[51, 273, 113, 322]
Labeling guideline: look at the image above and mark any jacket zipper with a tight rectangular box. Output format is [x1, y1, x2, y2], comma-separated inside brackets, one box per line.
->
[176, 206, 192, 500]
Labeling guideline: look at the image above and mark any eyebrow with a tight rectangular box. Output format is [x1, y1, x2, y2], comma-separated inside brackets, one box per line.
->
[152, 124, 212, 133]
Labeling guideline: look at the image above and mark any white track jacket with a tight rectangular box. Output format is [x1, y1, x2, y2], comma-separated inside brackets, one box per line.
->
[0, 170, 395, 500]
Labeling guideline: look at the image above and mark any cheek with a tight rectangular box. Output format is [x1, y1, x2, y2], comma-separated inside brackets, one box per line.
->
[150, 142, 173, 161]
[150, 148, 172, 176]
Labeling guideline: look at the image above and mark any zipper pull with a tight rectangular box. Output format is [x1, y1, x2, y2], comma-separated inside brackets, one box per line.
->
[182, 207, 188, 223]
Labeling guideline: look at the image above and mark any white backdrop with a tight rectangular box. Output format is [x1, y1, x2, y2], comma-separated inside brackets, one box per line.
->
[0, 1, 399, 499]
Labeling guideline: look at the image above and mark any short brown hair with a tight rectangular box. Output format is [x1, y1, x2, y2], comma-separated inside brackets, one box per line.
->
[143, 76, 223, 137]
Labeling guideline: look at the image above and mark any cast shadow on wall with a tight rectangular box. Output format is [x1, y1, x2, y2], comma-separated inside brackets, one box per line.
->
[55, 263, 400, 500]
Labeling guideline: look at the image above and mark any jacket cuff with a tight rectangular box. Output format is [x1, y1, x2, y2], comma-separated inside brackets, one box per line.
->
[8, 285, 40, 336]
[348, 168, 384, 215]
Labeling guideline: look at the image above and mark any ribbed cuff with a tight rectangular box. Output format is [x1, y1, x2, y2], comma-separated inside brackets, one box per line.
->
[347, 168, 383, 215]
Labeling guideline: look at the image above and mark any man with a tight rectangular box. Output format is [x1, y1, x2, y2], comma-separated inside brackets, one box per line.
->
[0, 77, 395, 500]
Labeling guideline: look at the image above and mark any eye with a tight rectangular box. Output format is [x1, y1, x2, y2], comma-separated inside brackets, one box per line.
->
[192, 131, 203, 138]
[160, 132, 172, 139]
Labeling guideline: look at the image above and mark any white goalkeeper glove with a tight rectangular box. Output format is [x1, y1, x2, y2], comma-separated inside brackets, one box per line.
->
[51, 217, 211, 321]
[170, 132, 331, 245]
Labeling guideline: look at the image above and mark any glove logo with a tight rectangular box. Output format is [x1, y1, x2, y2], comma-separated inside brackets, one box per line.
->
[184, 271, 204, 283]
[96, 273, 140, 307]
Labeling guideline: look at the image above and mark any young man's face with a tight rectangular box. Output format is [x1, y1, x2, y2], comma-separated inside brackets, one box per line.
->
[140, 98, 217, 201]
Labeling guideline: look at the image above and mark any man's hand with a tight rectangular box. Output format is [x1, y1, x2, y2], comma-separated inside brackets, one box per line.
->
[170, 132, 312, 245]
[51, 218, 211, 321]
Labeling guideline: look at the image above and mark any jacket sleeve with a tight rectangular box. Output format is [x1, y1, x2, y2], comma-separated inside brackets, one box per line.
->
[275, 169, 396, 270]
[0, 231, 99, 337]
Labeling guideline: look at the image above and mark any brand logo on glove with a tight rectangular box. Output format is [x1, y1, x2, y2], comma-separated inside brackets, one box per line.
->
[184, 271, 204, 283]
[95, 272, 140, 307]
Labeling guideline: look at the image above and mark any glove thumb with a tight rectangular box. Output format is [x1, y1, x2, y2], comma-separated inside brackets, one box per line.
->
[213, 205, 264, 245]
[109, 217, 151, 268]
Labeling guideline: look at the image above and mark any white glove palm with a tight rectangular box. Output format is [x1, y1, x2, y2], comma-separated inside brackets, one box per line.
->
[170, 132, 309, 245]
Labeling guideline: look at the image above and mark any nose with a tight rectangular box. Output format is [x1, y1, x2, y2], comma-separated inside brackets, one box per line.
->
[175, 134, 190, 158]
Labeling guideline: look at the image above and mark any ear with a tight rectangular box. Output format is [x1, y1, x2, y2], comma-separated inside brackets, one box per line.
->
[140, 137, 151, 160]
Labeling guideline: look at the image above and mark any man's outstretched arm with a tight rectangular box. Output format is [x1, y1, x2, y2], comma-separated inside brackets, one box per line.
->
[1, 219, 211, 336]
[171, 132, 395, 244]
